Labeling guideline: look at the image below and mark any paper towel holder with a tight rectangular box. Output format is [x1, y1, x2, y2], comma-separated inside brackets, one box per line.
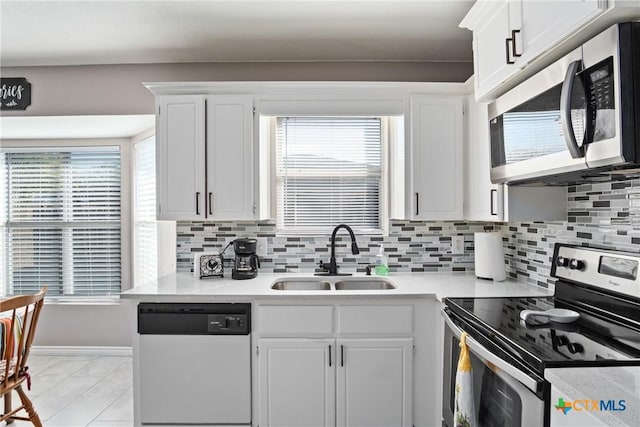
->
[474, 231, 507, 281]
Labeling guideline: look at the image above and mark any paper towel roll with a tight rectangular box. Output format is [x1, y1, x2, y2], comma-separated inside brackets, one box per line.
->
[474, 232, 506, 281]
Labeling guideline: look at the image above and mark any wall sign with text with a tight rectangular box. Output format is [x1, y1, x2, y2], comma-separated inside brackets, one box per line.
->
[1, 78, 31, 110]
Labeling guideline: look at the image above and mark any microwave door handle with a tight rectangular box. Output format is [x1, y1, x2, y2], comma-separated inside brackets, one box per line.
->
[442, 310, 540, 393]
[560, 59, 585, 159]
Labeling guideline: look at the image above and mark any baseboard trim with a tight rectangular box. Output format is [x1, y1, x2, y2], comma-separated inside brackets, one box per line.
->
[31, 346, 132, 357]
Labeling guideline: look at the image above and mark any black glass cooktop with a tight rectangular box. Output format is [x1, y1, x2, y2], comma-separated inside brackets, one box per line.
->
[444, 293, 640, 374]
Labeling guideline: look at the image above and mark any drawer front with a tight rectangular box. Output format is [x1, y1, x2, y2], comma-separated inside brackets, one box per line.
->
[338, 305, 413, 335]
[258, 305, 334, 335]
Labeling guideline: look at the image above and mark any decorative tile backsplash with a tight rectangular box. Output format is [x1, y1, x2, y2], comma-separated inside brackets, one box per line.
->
[500, 176, 640, 289]
[176, 176, 640, 289]
[176, 220, 493, 274]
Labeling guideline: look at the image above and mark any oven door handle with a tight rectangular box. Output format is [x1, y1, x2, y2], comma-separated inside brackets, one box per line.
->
[442, 310, 540, 393]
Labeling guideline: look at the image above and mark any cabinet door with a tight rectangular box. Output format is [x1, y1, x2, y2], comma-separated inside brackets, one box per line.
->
[336, 338, 413, 427]
[518, 0, 605, 66]
[205, 95, 255, 220]
[156, 95, 205, 220]
[409, 96, 463, 220]
[472, 0, 517, 100]
[258, 338, 335, 427]
[464, 94, 502, 221]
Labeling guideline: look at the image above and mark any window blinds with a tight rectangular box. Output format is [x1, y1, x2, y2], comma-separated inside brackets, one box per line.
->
[275, 117, 382, 233]
[1, 148, 121, 297]
[134, 137, 157, 286]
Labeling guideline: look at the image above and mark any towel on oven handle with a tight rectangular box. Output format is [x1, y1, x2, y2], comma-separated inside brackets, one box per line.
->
[454, 332, 477, 427]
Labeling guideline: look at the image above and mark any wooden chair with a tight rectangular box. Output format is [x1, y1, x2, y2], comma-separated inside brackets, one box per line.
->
[0, 287, 47, 426]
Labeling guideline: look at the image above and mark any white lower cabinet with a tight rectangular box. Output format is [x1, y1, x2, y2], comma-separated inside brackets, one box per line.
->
[258, 337, 413, 427]
[258, 338, 335, 427]
[337, 338, 413, 427]
[256, 304, 414, 427]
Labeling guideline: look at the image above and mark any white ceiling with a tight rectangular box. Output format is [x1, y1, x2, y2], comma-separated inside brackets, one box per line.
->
[0, 0, 474, 67]
[0, 115, 156, 139]
[0, 1, 474, 140]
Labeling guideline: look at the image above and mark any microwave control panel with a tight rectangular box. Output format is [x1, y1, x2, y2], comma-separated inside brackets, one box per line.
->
[586, 56, 615, 142]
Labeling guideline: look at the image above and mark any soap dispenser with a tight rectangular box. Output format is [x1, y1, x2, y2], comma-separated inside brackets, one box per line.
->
[374, 245, 389, 276]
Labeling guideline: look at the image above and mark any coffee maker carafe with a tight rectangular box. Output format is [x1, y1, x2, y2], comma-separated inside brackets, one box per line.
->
[232, 238, 260, 280]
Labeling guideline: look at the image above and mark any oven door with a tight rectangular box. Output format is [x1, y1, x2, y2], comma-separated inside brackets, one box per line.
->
[442, 309, 546, 427]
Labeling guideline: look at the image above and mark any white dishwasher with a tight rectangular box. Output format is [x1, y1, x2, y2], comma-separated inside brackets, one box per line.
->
[138, 302, 251, 425]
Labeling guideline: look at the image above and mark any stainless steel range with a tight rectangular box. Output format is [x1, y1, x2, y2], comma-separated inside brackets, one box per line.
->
[442, 243, 640, 427]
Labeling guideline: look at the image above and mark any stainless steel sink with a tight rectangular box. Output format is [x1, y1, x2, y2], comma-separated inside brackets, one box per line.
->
[271, 280, 332, 291]
[334, 279, 395, 290]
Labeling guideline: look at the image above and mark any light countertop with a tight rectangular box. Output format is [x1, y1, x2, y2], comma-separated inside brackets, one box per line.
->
[120, 271, 553, 302]
[546, 367, 640, 426]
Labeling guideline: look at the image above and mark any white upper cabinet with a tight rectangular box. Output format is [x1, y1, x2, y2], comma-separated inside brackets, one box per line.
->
[462, 0, 608, 101]
[155, 94, 255, 220]
[150, 82, 471, 223]
[409, 96, 464, 220]
[517, 0, 605, 65]
[471, 0, 520, 102]
[463, 94, 501, 221]
[156, 95, 206, 220]
[205, 96, 255, 220]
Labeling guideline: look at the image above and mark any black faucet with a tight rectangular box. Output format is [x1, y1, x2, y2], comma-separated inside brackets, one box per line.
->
[315, 224, 360, 276]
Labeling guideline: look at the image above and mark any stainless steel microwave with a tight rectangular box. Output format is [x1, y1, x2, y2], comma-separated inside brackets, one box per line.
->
[489, 22, 640, 185]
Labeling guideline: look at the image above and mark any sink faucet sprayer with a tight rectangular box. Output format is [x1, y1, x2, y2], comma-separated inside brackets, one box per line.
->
[315, 224, 360, 276]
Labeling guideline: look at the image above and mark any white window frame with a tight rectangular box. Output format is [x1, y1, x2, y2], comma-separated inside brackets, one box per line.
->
[263, 115, 395, 236]
[130, 129, 176, 284]
[132, 134, 158, 287]
[0, 138, 132, 299]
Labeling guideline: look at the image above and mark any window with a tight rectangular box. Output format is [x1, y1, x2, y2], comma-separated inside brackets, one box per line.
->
[274, 117, 385, 234]
[133, 137, 157, 286]
[0, 148, 121, 297]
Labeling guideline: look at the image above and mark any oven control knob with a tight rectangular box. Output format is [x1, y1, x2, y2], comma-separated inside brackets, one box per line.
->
[569, 259, 586, 271]
[556, 256, 569, 267]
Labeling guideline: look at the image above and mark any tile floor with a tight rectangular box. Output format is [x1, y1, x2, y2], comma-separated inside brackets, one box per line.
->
[2, 355, 133, 427]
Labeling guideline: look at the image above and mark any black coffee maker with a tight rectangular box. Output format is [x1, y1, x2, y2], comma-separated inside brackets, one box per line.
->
[232, 238, 260, 280]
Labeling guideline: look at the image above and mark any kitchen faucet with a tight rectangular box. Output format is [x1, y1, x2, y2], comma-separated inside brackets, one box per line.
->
[315, 224, 360, 276]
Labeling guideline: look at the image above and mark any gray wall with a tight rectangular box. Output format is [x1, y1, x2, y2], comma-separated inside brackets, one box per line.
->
[36, 302, 134, 347]
[1, 61, 473, 117]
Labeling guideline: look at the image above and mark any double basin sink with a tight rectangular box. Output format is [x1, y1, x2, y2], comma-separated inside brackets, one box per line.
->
[271, 277, 395, 291]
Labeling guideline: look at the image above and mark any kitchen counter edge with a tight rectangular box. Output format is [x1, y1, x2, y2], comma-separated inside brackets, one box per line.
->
[120, 271, 553, 302]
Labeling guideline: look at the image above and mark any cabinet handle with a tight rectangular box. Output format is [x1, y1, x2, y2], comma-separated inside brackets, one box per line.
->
[415, 193, 419, 216]
[208, 192, 213, 215]
[340, 345, 344, 367]
[511, 29, 521, 57]
[195, 192, 201, 215]
[490, 189, 498, 216]
[505, 38, 515, 64]
[329, 345, 332, 367]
